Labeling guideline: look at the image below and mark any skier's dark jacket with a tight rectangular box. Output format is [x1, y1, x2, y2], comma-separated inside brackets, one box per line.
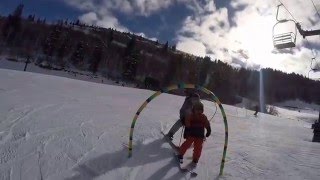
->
[179, 94, 200, 124]
[184, 113, 211, 138]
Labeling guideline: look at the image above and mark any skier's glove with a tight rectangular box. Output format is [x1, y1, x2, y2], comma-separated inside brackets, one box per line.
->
[184, 128, 190, 139]
[205, 127, 211, 137]
[205, 131, 210, 137]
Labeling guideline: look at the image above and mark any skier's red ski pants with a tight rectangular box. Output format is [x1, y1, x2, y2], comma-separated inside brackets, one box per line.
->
[179, 137, 204, 162]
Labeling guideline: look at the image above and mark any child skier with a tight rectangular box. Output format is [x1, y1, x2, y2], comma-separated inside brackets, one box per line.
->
[177, 101, 211, 165]
[166, 89, 200, 140]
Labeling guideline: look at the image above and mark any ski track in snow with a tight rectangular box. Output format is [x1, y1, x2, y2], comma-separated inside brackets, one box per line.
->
[0, 68, 320, 180]
[1, 104, 63, 144]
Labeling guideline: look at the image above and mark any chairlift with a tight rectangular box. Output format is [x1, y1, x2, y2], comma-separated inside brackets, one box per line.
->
[272, 4, 297, 49]
[311, 58, 320, 71]
[308, 58, 320, 79]
[308, 70, 320, 80]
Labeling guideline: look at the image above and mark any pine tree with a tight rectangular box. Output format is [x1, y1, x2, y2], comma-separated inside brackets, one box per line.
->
[123, 37, 139, 80]
[172, 44, 176, 51]
[12, 4, 24, 17]
[125, 36, 136, 55]
[71, 41, 86, 65]
[108, 30, 114, 45]
[89, 45, 103, 73]
[163, 41, 168, 51]
[43, 26, 62, 57]
[163, 56, 179, 85]
[57, 39, 68, 59]
[57, 32, 71, 66]
[123, 51, 139, 80]
[198, 56, 211, 86]
[2, 4, 24, 43]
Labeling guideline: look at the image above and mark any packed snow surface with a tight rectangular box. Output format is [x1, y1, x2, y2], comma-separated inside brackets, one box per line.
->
[0, 69, 319, 180]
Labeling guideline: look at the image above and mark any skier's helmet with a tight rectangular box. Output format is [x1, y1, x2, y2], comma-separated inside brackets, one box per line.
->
[185, 89, 199, 97]
[190, 92, 200, 99]
[184, 88, 194, 96]
[192, 101, 204, 113]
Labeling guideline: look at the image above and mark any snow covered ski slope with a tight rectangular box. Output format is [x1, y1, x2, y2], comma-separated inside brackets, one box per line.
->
[0, 69, 319, 180]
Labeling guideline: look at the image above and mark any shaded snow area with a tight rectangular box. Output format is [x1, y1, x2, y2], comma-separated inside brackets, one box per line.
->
[276, 100, 320, 112]
[275, 100, 320, 126]
[0, 69, 320, 180]
[0, 58, 133, 88]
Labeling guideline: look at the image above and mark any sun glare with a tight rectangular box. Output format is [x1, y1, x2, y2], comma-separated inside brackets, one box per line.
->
[232, 15, 284, 69]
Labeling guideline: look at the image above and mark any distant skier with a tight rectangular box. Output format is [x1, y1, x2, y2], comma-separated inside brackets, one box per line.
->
[166, 89, 200, 140]
[177, 101, 211, 165]
[254, 105, 259, 117]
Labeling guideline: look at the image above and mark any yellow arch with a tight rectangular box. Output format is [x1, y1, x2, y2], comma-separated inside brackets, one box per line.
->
[128, 83, 228, 176]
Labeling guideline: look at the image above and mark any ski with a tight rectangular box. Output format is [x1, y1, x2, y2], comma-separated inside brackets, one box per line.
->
[160, 131, 179, 152]
[174, 152, 198, 176]
[181, 162, 198, 177]
[161, 131, 198, 176]
[174, 153, 184, 170]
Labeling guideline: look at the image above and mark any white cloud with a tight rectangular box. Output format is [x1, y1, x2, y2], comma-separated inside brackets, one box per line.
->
[176, 0, 320, 78]
[64, 0, 191, 37]
[64, 0, 320, 77]
[78, 12, 157, 41]
[79, 11, 128, 32]
[65, 0, 192, 16]
[176, 37, 206, 57]
[176, 6, 231, 61]
[63, 0, 95, 11]
[79, 12, 97, 23]
[131, 0, 172, 16]
[135, 32, 158, 41]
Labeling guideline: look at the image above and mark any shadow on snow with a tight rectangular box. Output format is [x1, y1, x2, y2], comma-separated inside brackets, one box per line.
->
[65, 138, 188, 180]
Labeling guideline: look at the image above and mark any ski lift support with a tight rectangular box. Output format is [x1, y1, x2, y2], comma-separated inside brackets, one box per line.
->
[296, 23, 320, 38]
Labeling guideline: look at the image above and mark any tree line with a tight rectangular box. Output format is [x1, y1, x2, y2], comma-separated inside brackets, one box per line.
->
[1, 4, 320, 106]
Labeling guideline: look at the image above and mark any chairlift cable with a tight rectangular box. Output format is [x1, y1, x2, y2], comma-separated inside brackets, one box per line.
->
[305, 38, 318, 58]
[310, 0, 320, 19]
[277, 0, 298, 22]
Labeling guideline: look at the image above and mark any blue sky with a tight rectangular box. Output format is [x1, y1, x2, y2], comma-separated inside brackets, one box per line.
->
[1, 0, 196, 45]
[0, 0, 81, 21]
[1, 0, 320, 78]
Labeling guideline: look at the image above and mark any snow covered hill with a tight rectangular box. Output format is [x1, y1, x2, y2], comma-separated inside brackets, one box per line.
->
[0, 58, 133, 88]
[0, 69, 320, 180]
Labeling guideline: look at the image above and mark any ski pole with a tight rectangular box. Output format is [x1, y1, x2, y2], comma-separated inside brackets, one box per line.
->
[178, 126, 185, 147]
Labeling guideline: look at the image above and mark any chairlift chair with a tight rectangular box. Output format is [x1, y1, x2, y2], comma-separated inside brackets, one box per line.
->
[311, 58, 320, 71]
[273, 30, 296, 49]
[308, 58, 320, 79]
[272, 4, 297, 49]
